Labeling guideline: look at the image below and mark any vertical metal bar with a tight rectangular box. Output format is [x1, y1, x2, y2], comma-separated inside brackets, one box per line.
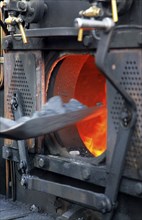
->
[95, 31, 137, 220]
[5, 160, 10, 198]
[0, 7, 4, 89]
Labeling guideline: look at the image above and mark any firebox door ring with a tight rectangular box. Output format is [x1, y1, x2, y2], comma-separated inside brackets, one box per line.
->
[46, 52, 107, 162]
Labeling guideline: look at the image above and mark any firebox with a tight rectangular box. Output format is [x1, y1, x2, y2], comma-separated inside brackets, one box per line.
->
[47, 54, 107, 157]
[1, 0, 142, 220]
[4, 49, 142, 174]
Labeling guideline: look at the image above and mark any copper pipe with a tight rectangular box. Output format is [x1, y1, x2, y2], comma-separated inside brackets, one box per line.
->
[0, 9, 4, 88]
[5, 160, 10, 198]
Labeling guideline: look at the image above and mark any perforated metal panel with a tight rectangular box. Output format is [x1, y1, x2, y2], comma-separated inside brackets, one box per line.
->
[7, 58, 34, 118]
[108, 50, 142, 174]
[4, 53, 37, 120]
[4, 52, 45, 150]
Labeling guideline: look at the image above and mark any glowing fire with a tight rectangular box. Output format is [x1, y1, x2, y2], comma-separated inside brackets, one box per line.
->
[75, 56, 107, 157]
[52, 54, 107, 157]
[77, 106, 107, 157]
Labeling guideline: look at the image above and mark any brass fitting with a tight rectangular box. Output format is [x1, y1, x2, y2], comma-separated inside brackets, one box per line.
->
[0, 1, 6, 9]
[77, 6, 102, 42]
[5, 15, 22, 25]
[77, 28, 84, 42]
[79, 6, 101, 18]
[5, 15, 28, 44]
[111, 0, 118, 22]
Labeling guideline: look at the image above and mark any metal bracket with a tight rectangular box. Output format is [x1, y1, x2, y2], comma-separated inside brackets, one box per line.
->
[21, 174, 112, 213]
[95, 30, 137, 220]
[11, 91, 29, 173]
[2, 145, 19, 163]
[56, 206, 85, 220]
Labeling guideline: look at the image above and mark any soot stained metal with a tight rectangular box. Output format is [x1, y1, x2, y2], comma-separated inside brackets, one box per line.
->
[0, 0, 142, 220]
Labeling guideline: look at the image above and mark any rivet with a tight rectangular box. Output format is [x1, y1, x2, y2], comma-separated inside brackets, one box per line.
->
[38, 158, 45, 168]
[5, 148, 12, 159]
[135, 183, 142, 196]
[82, 168, 90, 180]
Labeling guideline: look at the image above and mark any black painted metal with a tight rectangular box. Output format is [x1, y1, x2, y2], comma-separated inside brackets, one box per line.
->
[2, 29, 141, 51]
[34, 154, 106, 185]
[11, 91, 29, 173]
[24, 174, 112, 213]
[95, 30, 137, 220]
[0, 194, 54, 220]
[2, 147, 142, 199]
[0, 0, 142, 219]
[56, 206, 86, 220]
[25, 28, 78, 38]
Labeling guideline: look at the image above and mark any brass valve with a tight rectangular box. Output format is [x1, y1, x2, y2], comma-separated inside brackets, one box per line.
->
[79, 5, 101, 17]
[77, 28, 84, 42]
[79, 6, 101, 18]
[111, 0, 118, 22]
[77, 6, 102, 42]
[5, 15, 28, 44]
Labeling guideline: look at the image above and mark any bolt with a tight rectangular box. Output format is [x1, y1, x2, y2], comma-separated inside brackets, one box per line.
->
[9, 181, 12, 187]
[135, 183, 142, 196]
[18, 1, 27, 11]
[82, 168, 90, 180]
[69, 150, 80, 156]
[120, 108, 131, 127]
[5, 148, 12, 159]
[100, 201, 107, 214]
[30, 204, 39, 212]
[21, 176, 27, 187]
[20, 160, 27, 170]
[11, 96, 18, 111]
[112, 64, 116, 70]
[3, 39, 13, 49]
[138, 169, 142, 178]
[137, 32, 142, 46]
[83, 35, 93, 47]
[38, 158, 45, 168]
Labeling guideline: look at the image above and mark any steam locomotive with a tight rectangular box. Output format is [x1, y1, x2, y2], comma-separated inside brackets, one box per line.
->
[0, 0, 142, 219]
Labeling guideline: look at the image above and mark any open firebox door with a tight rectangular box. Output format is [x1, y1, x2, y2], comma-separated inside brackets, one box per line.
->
[47, 54, 107, 158]
[1, 0, 141, 220]
[0, 54, 107, 159]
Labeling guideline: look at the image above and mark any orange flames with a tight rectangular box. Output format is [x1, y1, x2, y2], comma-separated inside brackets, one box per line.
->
[77, 106, 107, 157]
[51, 54, 107, 157]
[75, 56, 107, 157]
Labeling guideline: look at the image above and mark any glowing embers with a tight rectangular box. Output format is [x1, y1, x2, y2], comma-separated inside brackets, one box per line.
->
[77, 107, 107, 157]
[74, 56, 107, 157]
[52, 54, 107, 157]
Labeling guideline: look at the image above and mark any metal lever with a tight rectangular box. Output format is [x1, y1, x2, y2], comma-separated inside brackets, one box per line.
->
[5, 15, 28, 44]
[75, 17, 114, 32]
[111, 0, 118, 22]
[11, 92, 29, 173]
[76, 5, 102, 42]
[77, 28, 84, 42]
[18, 22, 28, 44]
